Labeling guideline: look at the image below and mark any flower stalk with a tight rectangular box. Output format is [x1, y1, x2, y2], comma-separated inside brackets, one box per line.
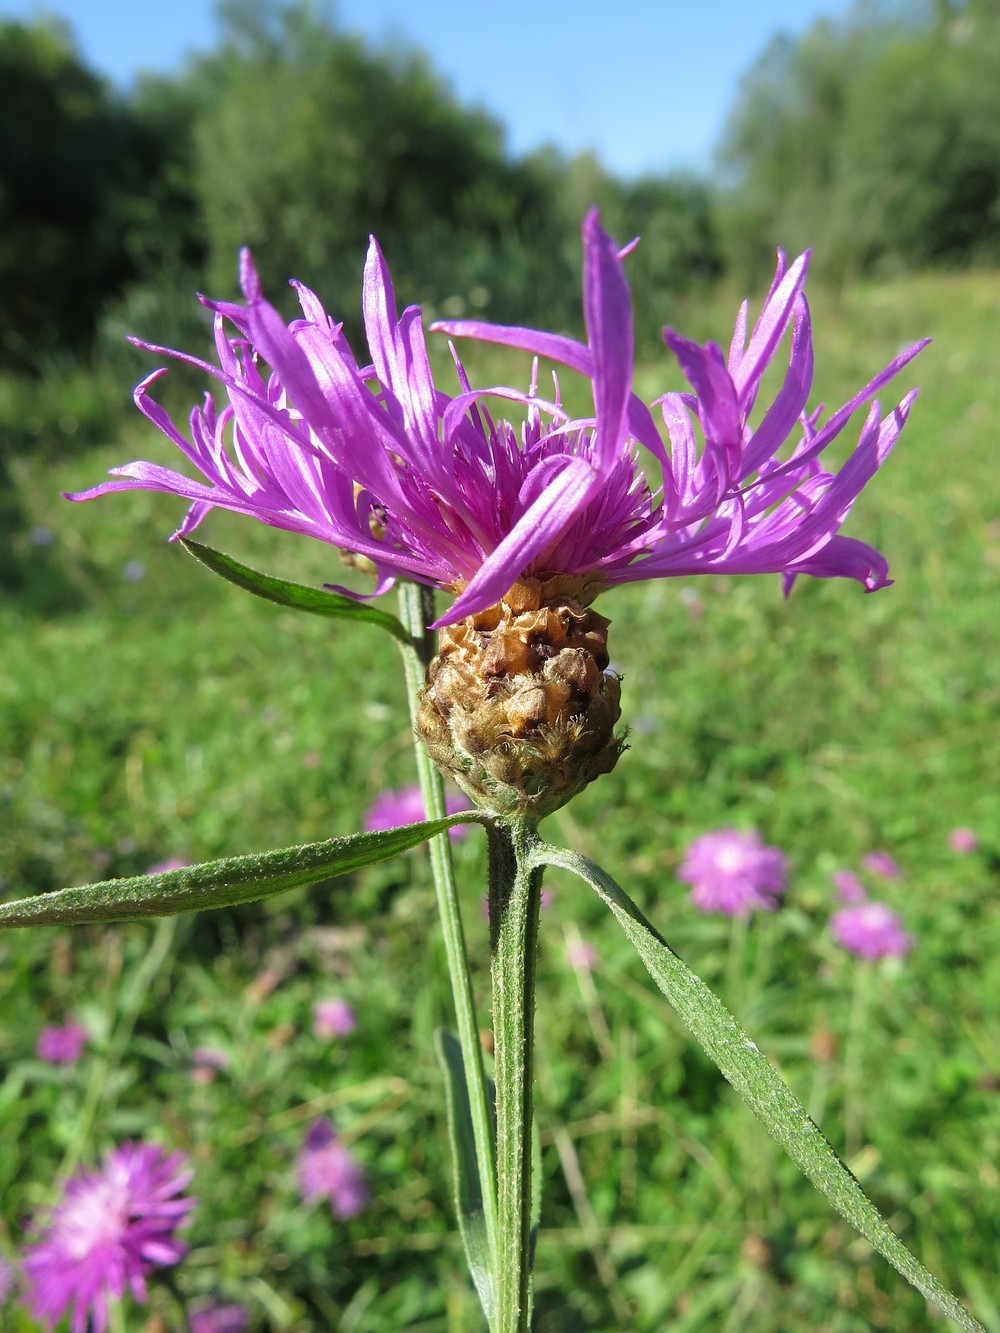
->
[397, 581, 499, 1265]
[486, 816, 544, 1333]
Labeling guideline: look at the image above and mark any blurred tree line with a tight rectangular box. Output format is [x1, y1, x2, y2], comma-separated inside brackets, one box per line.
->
[3, 0, 1000, 389]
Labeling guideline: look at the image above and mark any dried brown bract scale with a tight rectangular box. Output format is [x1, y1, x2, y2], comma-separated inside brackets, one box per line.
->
[417, 576, 625, 818]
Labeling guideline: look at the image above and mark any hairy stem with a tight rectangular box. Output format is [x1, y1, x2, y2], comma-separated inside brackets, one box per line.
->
[487, 817, 544, 1333]
[397, 581, 499, 1270]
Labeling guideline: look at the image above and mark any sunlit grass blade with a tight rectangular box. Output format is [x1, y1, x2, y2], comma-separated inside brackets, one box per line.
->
[0, 818, 481, 927]
[436, 1029, 497, 1328]
[532, 841, 985, 1333]
[181, 538, 411, 642]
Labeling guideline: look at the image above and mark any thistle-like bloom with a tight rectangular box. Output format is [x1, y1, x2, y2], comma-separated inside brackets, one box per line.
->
[948, 827, 978, 854]
[831, 902, 913, 960]
[831, 870, 867, 904]
[296, 1118, 369, 1220]
[190, 1302, 250, 1333]
[36, 1021, 89, 1065]
[678, 828, 788, 917]
[22, 1142, 194, 1333]
[312, 997, 357, 1038]
[363, 783, 471, 838]
[68, 212, 925, 627]
[861, 850, 901, 880]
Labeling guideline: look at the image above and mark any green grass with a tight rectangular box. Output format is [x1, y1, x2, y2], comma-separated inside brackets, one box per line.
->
[1, 267, 999, 1331]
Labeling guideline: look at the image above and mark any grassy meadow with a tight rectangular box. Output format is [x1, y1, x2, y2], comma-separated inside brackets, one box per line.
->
[1, 266, 999, 1331]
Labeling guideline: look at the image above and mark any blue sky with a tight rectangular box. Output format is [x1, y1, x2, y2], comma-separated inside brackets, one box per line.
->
[4, 0, 854, 176]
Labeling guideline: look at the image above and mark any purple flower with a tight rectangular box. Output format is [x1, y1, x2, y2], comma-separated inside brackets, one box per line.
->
[831, 870, 867, 904]
[22, 1142, 194, 1333]
[313, 997, 357, 1038]
[146, 857, 190, 875]
[190, 1302, 250, 1333]
[831, 901, 913, 960]
[566, 938, 599, 971]
[363, 784, 471, 839]
[190, 1046, 229, 1084]
[69, 213, 924, 627]
[678, 828, 788, 917]
[36, 1022, 89, 1065]
[861, 850, 901, 879]
[0, 1256, 16, 1304]
[296, 1118, 369, 1220]
[948, 827, 978, 854]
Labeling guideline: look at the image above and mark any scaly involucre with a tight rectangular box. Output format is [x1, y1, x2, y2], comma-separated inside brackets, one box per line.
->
[70, 213, 926, 624]
[22, 1142, 194, 1333]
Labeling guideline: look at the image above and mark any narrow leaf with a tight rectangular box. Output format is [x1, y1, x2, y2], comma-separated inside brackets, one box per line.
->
[0, 819, 480, 928]
[436, 1029, 497, 1326]
[533, 842, 984, 1333]
[181, 538, 410, 642]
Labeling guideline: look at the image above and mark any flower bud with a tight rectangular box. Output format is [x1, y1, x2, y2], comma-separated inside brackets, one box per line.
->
[417, 577, 624, 817]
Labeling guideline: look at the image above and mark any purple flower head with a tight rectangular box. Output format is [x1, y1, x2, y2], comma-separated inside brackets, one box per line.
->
[68, 213, 924, 627]
[190, 1046, 229, 1084]
[678, 828, 788, 917]
[0, 1256, 16, 1304]
[313, 997, 357, 1038]
[146, 857, 191, 875]
[36, 1021, 89, 1065]
[831, 870, 867, 904]
[363, 783, 471, 840]
[566, 938, 599, 971]
[22, 1142, 194, 1333]
[831, 901, 913, 960]
[297, 1118, 369, 1220]
[191, 1302, 250, 1333]
[948, 827, 978, 854]
[861, 850, 901, 879]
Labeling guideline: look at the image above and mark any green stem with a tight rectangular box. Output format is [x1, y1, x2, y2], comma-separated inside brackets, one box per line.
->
[487, 817, 543, 1333]
[396, 582, 499, 1267]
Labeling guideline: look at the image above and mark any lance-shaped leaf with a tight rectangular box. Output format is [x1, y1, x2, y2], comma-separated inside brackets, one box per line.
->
[436, 1029, 497, 1327]
[181, 538, 410, 643]
[531, 841, 984, 1333]
[0, 819, 481, 928]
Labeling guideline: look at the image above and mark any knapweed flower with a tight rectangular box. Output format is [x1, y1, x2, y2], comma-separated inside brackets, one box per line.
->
[312, 997, 357, 1038]
[190, 1046, 229, 1084]
[22, 1142, 194, 1333]
[948, 827, 979, 854]
[363, 784, 471, 839]
[566, 938, 599, 971]
[0, 1256, 15, 1305]
[190, 1302, 250, 1333]
[36, 1021, 89, 1065]
[679, 828, 788, 917]
[69, 213, 923, 814]
[831, 901, 913, 960]
[296, 1118, 369, 1220]
[861, 850, 901, 879]
[831, 870, 867, 904]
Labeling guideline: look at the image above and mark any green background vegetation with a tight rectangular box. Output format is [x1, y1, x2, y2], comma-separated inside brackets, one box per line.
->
[2, 1, 999, 1329]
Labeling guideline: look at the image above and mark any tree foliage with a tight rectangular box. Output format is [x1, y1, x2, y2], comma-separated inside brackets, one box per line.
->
[717, 0, 1000, 282]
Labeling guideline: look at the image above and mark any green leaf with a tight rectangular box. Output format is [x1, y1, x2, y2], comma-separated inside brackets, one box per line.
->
[0, 818, 481, 928]
[180, 538, 411, 643]
[435, 1029, 497, 1328]
[532, 842, 985, 1333]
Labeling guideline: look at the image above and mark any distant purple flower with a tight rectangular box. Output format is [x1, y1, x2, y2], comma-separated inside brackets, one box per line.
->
[831, 870, 867, 904]
[146, 857, 190, 875]
[678, 828, 788, 917]
[22, 1142, 194, 1333]
[297, 1119, 368, 1220]
[190, 1302, 250, 1333]
[313, 998, 357, 1038]
[69, 213, 924, 628]
[364, 784, 471, 840]
[861, 850, 901, 879]
[190, 1046, 229, 1084]
[566, 939, 599, 971]
[36, 1022, 89, 1065]
[0, 1256, 15, 1304]
[831, 902, 913, 960]
[948, 827, 979, 854]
